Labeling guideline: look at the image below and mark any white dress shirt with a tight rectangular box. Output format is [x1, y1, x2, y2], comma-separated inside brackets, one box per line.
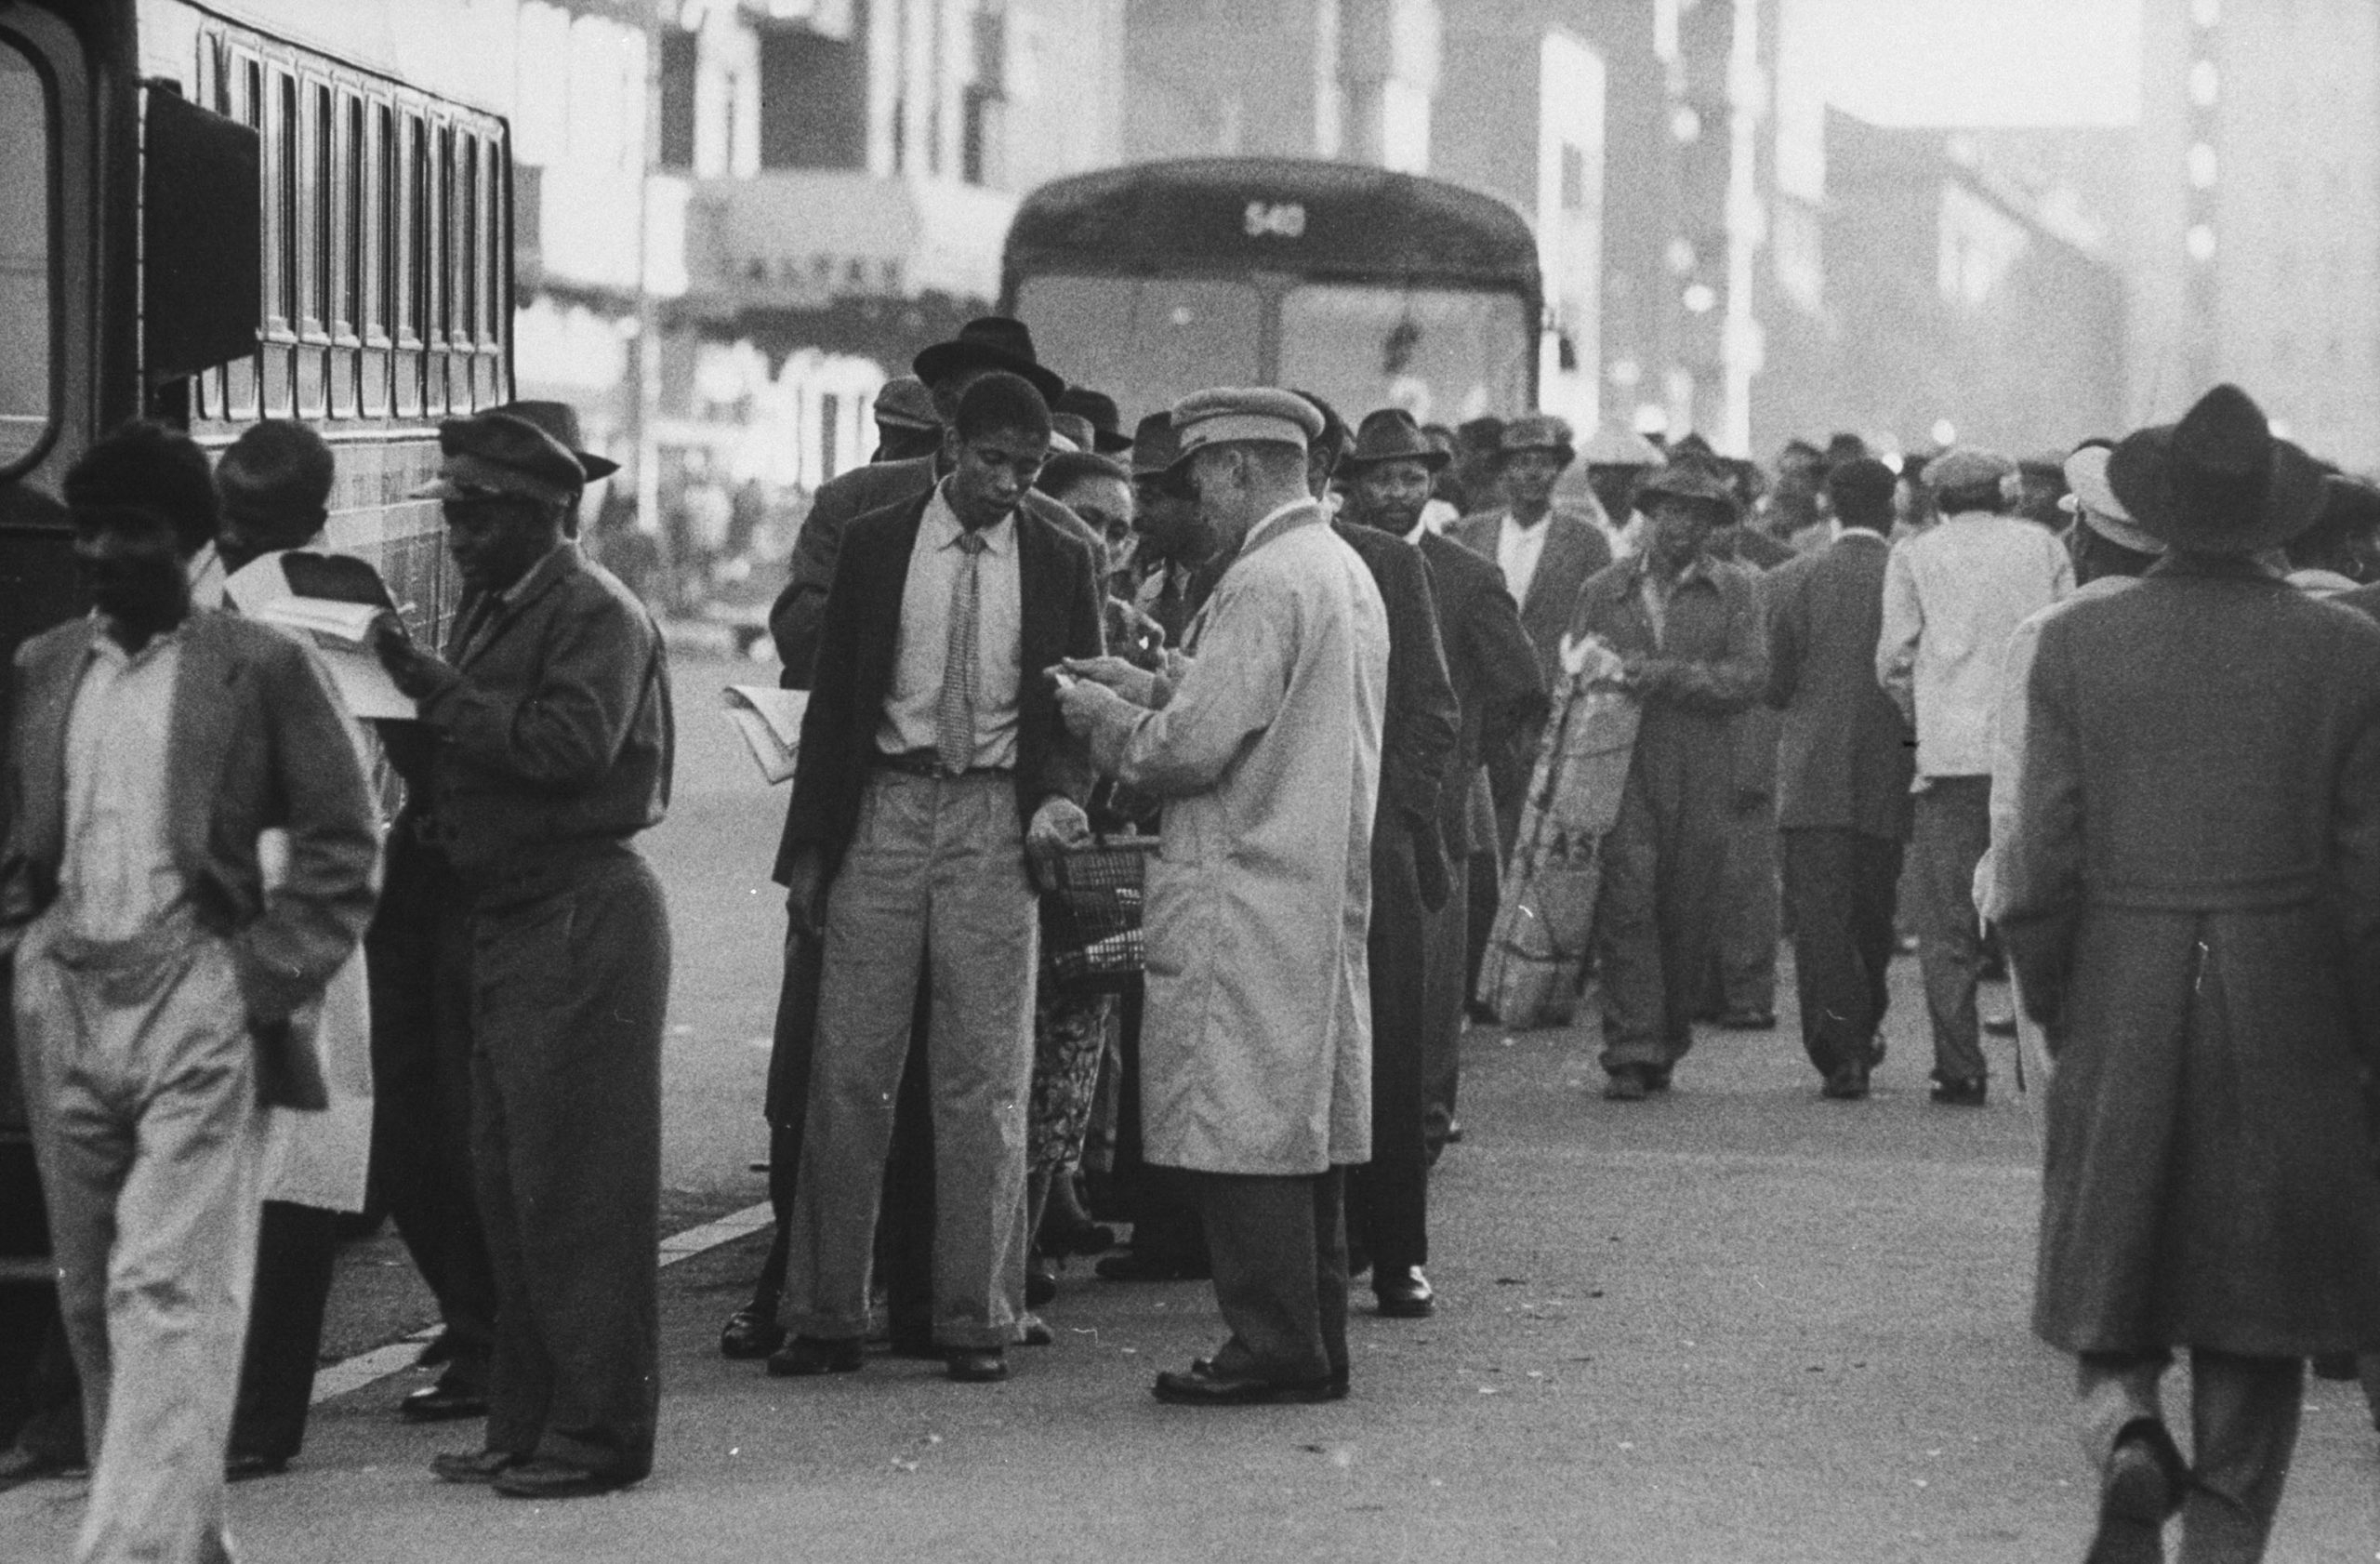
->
[877, 483, 1024, 769]
[1495, 510, 1553, 603]
[62, 623, 187, 942]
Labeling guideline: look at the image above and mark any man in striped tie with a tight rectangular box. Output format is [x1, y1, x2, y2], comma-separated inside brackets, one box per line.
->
[772, 372, 1107, 1385]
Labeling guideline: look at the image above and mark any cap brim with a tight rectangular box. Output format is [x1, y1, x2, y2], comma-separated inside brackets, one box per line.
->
[912, 341, 1066, 404]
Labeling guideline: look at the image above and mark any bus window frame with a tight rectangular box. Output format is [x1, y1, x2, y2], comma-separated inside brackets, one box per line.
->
[0, 20, 67, 485]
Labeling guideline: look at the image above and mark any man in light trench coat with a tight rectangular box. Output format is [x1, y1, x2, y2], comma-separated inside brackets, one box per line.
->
[1058, 388, 1388, 1406]
[1990, 384, 2380, 1564]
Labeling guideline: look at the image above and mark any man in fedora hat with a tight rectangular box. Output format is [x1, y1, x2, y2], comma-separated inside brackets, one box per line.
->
[1567, 464, 1766, 1101]
[1311, 404, 1461, 1318]
[1990, 384, 2380, 1564]
[1057, 387, 1385, 1404]
[1055, 387, 1137, 457]
[1877, 446, 2071, 1107]
[370, 409, 674, 1498]
[1342, 407, 1541, 1174]
[1762, 456, 1914, 1099]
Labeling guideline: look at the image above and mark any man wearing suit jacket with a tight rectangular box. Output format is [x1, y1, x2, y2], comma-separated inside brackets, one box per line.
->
[1, 423, 378, 1563]
[373, 411, 674, 1499]
[1762, 457, 1915, 1098]
[772, 373, 1104, 1385]
[1343, 410, 1541, 1172]
[1302, 399, 1461, 1321]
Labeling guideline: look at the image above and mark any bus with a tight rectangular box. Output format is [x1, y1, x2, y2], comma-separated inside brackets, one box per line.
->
[0, 0, 516, 1379]
[1000, 157, 1541, 430]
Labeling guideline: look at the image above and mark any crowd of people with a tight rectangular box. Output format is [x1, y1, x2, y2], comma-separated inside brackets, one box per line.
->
[3, 309, 2378, 1564]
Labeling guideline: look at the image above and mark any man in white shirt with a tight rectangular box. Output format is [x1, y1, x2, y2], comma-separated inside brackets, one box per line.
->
[1875, 446, 2072, 1107]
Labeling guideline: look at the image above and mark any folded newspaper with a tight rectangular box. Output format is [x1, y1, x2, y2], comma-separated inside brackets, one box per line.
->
[226, 553, 416, 721]
[722, 685, 809, 785]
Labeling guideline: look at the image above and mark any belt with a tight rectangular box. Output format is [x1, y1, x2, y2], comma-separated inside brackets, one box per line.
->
[872, 749, 1012, 780]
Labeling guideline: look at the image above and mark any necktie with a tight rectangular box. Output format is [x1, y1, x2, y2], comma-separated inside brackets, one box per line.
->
[935, 530, 989, 775]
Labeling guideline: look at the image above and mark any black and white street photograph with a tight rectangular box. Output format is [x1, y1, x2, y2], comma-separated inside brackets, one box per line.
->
[2, 0, 2378, 1559]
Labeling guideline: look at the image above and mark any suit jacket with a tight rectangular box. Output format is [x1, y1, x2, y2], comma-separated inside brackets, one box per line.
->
[770, 455, 1099, 687]
[0, 612, 380, 1107]
[777, 490, 1105, 882]
[1416, 530, 1544, 853]
[422, 545, 673, 885]
[1447, 506, 1614, 694]
[1332, 523, 1461, 882]
[1763, 531, 1913, 839]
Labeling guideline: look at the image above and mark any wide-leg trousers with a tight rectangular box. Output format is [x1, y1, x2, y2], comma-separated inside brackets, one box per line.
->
[1910, 776, 1993, 1087]
[1348, 836, 1428, 1275]
[787, 771, 1038, 1351]
[17, 911, 265, 1564]
[468, 845, 669, 1480]
[2077, 1348, 2304, 1562]
[1184, 1168, 1349, 1387]
[1781, 828, 1905, 1077]
[1593, 736, 1730, 1076]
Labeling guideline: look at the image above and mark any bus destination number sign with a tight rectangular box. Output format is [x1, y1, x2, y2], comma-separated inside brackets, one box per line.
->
[1243, 200, 1307, 240]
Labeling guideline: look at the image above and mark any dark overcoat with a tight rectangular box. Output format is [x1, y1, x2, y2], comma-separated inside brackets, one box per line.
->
[1990, 555, 2380, 1356]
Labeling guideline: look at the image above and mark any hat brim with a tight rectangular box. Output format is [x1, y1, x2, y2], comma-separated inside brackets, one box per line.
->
[1091, 430, 1135, 455]
[1501, 442, 1576, 466]
[2106, 426, 2329, 553]
[573, 449, 620, 482]
[1634, 479, 1738, 519]
[1342, 446, 1450, 474]
[911, 341, 1065, 404]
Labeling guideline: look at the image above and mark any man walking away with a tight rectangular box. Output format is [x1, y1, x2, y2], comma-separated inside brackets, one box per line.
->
[1058, 389, 1386, 1405]
[1763, 457, 1913, 1099]
[372, 411, 674, 1499]
[1992, 384, 2380, 1564]
[3, 423, 378, 1562]
[1877, 447, 2070, 1107]
[772, 372, 1104, 1385]
[1568, 466, 1766, 1101]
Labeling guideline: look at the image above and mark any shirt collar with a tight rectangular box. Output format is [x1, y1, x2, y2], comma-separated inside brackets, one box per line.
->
[1242, 497, 1318, 555]
[927, 481, 1015, 556]
[86, 611, 190, 669]
[1403, 516, 1429, 547]
[1503, 507, 1551, 534]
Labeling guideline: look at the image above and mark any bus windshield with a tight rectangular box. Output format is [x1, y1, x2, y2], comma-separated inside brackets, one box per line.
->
[0, 39, 53, 474]
[1279, 285, 1531, 430]
[1014, 275, 1264, 420]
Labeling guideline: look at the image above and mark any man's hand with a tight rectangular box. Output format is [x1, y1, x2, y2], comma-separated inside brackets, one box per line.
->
[370, 612, 462, 702]
[1025, 797, 1093, 887]
[783, 847, 830, 939]
[1057, 656, 1157, 708]
[1056, 675, 1131, 737]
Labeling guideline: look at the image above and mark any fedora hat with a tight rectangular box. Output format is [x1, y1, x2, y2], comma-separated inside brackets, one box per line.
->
[1342, 408, 1449, 472]
[2107, 384, 2327, 554]
[490, 399, 619, 483]
[913, 316, 1065, 404]
[1499, 415, 1576, 465]
[1055, 387, 1135, 455]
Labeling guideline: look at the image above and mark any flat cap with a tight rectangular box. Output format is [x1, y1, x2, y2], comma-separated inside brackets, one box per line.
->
[1923, 445, 2017, 497]
[415, 411, 587, 507]
[1170, 388, 1323, 462]
[873, 375, 938, 431]
[1499, 414, 1577, 461]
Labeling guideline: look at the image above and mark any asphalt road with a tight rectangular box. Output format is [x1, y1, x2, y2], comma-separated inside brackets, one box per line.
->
[6, 650, 2377, 1561]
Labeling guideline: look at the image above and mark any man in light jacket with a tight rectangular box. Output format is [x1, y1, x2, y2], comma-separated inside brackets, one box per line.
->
[1059, 388, 1388, 1406]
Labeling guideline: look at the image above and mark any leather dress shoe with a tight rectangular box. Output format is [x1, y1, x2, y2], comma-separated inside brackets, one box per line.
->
[1982, 1012, 2018, 1038]
[945, 1348, 1010, 1383]
[1820, 1061, 1871, 1100]
[1373, 1266, 1435, 1319]
[493, 1457, 639, 1500]
[224, 1451, 288, 1482]
[1643, 1064, 1673, 1092]
[1025, 1259, 1059, 1308]
[767, 1335, 865, 1376]
[430, 1449, 524, 1484]
[401, 1376, 488, 1423]
[1603, 1067, 1648, 1101]
[719, 1305, 785, 1360]
[1930, 1078, 1988, 1107]
[2085, 1426, 2182, 1564]
[1153, 1368, 1339, 1406]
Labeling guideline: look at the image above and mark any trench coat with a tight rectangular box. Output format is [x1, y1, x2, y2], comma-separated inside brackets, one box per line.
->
[1077, 502, 1388, 1175]
[1990, 555, 2380, 1356]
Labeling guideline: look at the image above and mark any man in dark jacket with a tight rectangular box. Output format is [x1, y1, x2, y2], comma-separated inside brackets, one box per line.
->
[771, 374, 1104, 1385]
[1762, 457, 1913, 1098]
[1992, 386, 2380, 1564]
[1306, 402, 1460, 1320]
[1342, 411, 1542, 1166]
[1568, 466, 1767, 1100]
[373, 411, 674, 1499]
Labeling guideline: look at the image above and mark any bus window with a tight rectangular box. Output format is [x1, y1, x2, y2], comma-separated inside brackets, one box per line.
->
[0, 39, 53, 473]
[1278, 285, 1533, 430]
[1013, 275, 1261, 421]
